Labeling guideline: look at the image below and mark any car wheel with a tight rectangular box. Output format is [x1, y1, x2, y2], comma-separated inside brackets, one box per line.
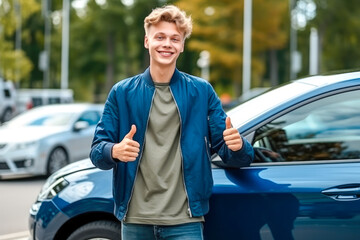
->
[67, 220, 121, 240]
[1, 108, 12, 123]
[47, 147, 68, 175]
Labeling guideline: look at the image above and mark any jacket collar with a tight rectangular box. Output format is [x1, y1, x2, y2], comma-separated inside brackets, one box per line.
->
[143, 67, 181, 87]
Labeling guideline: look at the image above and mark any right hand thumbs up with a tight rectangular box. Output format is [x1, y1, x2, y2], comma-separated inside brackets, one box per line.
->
[225, 116, 232, 129]
[112, 124, 140, 162]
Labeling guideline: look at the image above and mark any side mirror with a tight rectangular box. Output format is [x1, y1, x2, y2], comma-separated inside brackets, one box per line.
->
[73, 121, 89, 132]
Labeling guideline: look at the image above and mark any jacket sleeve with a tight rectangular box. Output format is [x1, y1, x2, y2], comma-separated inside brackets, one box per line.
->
[89, 87, 119, 170]
[217, 136, 254, 168]
[207, 83, 254, 168]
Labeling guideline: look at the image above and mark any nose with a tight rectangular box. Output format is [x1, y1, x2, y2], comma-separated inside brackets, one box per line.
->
[163, 37, 172, 47]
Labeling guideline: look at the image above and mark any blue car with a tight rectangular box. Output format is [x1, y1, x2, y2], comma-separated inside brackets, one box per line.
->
[29, 71, 360, 240]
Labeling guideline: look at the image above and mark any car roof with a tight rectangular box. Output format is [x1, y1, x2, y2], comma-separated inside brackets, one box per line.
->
[228, 71, 360, 131]
[295, 71, 360, 87]
[31, 103, 103, 112]
[3, 103, 104, 128]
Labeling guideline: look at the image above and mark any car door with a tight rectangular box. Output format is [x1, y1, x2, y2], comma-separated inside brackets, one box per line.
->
[67, 110, 101, 161]
[205, 88, 360, 240]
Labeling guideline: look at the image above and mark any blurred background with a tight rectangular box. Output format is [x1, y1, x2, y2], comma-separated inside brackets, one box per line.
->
[1, 1, 360, 238]
[1, 0, 360, 110]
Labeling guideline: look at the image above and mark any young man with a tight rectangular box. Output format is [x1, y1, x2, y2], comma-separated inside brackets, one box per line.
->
[90, 5, 254, 239]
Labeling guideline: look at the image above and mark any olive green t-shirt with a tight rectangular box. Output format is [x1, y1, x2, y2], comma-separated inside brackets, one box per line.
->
[124, 82, 203, 225]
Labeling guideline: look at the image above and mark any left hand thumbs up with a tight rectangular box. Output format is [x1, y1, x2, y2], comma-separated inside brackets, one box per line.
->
[223, 117, 243, 151]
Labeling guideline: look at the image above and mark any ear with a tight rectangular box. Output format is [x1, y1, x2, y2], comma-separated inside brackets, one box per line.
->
[144, 35, 149, 49]
[180, 40, 185, 53]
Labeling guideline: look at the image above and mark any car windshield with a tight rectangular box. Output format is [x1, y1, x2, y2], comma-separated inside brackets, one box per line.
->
[6, 108, 74, 127]
[227, 81, 315, 128]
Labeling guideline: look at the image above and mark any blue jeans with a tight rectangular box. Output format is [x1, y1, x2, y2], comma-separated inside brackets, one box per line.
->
[121, 222, 204, 240]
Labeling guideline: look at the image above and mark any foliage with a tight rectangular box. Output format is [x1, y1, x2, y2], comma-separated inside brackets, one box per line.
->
[176, 0, 289, 96]
[0, 41, 33, 81]
[0, 0, 40, 82]
[68, 0, 128, 101]
[65, 0, 170, 102]
[2, 0, 360, 102]
[308, 0, 360, 73]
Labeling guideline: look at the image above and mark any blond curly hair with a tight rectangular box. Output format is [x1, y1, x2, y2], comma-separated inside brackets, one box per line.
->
[144, 5, 193, 39]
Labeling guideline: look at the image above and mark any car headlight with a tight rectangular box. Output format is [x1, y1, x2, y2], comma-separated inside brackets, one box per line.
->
[14, 141, 38, 150]
[38, 177, 69, 201]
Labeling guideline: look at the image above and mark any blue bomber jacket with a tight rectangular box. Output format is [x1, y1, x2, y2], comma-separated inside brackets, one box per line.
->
[90, 68, 254, 221]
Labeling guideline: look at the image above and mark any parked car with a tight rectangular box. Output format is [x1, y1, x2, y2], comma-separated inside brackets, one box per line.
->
[222, 87, 270, 111]
[0, 103, 103, 179]
[29, 71, 360, 240]
[0, 78, 17, 123]
[15, 94, 34, 115]
[15, 88, 73, 115]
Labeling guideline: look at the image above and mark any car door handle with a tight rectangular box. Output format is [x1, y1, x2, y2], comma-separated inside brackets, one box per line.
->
[321, 185, 360, 201]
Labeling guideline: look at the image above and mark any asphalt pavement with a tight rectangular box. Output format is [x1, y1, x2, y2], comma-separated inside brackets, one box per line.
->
[0, 176, 46, 240]
[0, 231, 29, 240]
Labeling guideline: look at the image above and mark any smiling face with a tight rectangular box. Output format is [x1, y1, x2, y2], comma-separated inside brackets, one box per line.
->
[144, 21, 185, 70]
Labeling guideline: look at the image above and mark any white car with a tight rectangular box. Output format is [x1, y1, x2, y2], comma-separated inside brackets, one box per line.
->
[0, 78, 17, 123]
[0, 103, 103, 179]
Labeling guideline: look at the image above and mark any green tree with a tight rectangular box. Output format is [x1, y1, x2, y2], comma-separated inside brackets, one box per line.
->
[176, 0, 289, 97]
[307, 0, 360, 74]
[67, 0, 170, 102]
[0, 0, 40, 83]
[65, 0, 129, 101]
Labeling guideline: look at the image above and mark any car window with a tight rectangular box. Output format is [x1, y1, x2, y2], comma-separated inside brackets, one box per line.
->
[78, 111, 101, 126]
[49, 97, 61, 104]
[28, 113, 74, 126]
[227, 81, 315, 128]
[32, 97, 43, 107]
[253, 90, 360, 163]
[7, 110, 74, 127]
[4, 89, 11, 98]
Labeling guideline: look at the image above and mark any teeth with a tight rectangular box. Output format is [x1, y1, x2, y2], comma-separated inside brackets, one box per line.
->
[160, 52, 172, 56]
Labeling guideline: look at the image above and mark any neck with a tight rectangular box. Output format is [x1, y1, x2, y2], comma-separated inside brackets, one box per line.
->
[149, 64, 176, 83]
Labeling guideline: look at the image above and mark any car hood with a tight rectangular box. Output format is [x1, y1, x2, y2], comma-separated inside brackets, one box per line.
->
[50, 158, 96, 180]
[0, 126, 67, 143]
[39, 159, 98, 201]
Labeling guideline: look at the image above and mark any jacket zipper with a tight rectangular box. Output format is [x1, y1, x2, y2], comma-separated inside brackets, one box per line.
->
[123, 90, 156, 221]
[169, 87, 192, 218]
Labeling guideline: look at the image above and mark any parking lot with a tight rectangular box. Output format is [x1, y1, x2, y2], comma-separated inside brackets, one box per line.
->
[0, 177, 46, 239]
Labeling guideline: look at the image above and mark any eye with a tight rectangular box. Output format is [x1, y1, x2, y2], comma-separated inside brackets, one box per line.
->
[156, 36, 164, 40]
[172, 38, 180, 42]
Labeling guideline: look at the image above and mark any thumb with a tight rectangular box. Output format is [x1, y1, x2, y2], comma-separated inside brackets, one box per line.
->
[225, 117, 232, 129]
[125, 124, 137, 139]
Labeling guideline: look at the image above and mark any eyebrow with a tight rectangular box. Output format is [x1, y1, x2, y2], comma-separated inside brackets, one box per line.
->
[155, 32, 182, 37]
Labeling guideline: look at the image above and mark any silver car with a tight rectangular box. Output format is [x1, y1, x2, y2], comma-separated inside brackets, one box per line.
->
[0, 103, 103, 179]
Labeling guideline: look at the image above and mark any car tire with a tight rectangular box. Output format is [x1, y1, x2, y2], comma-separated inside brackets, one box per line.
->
[67, 220, 122, 240]
[47, 147, 68, 176]
[1, 108, 12, 123]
